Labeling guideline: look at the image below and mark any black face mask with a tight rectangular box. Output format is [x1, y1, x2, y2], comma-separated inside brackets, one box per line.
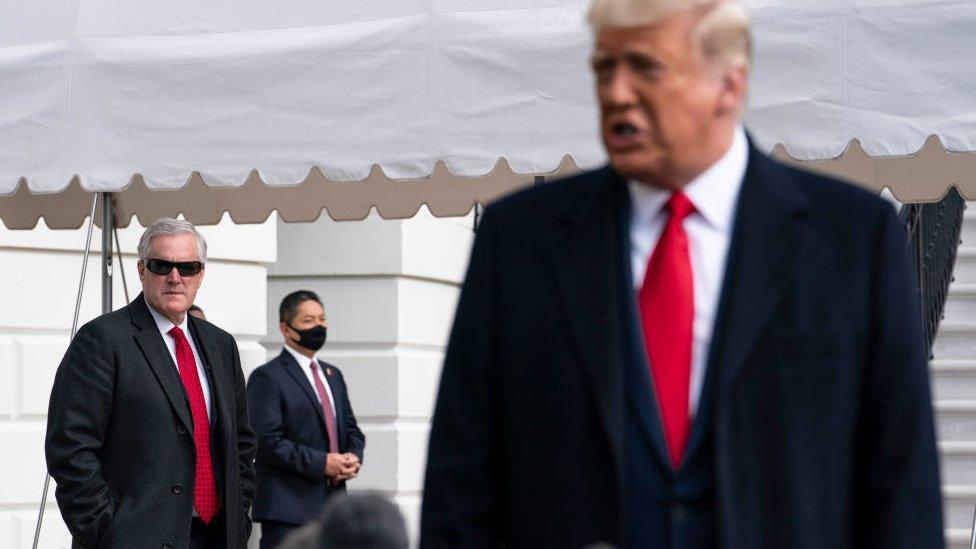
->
[287, 324, 327, 351]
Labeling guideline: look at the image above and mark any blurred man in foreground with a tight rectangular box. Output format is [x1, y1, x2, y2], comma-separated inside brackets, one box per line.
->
[421, 0, 944, 547]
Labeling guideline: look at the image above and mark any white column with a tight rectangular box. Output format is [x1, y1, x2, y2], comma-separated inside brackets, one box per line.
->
[265, 209, 474, 543]
[0, 215, 276, 549]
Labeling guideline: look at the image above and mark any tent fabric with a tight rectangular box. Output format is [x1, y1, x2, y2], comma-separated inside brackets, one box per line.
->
[1, 0, 974, 216]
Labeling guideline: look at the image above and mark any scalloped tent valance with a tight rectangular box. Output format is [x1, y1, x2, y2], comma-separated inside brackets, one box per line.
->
[2, 0, 974, 227]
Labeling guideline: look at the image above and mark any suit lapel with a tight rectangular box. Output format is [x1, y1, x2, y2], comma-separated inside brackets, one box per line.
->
[187, 316, 232, 493]
[280, 350, 327, 429]
[695, 149, 808, 439]
[189, 317, 230, 430]
[547, 169, 626, 475]
[130, 295, 194, 435]
[615, 188, 674, 469]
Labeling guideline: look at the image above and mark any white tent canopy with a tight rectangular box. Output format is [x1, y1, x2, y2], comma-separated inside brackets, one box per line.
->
[2, 0, 975, 227]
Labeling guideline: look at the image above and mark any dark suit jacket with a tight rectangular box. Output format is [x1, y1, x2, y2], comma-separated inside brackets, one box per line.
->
[45, 293, 257, 549]
[247, 349, 365, 525]
[420, 147, 944, 548]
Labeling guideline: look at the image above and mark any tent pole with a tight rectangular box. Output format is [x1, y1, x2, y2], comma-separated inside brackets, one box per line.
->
[32, 192, 99, 549]
[970, 506, 976, 549]
[102, 193, 113, 313]
[114, 226, 130, 304]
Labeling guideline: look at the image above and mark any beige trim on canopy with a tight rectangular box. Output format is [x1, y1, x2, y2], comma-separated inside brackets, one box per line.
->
[771, 135, 976, 203]
[0, 158, 582, 229]
[2, 137, 974, 230]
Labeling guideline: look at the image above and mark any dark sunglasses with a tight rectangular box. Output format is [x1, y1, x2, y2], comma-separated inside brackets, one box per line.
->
[144, 258, 204, 277]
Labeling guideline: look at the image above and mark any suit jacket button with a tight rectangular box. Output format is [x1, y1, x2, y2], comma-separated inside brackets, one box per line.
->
[162, 543, 175, 549]
[172, 484, 183, 495]
[177, 425, 187, 435]
[671, 503, 688, 522]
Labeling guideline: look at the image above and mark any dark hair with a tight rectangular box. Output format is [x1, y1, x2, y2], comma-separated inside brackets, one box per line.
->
[317, 492, 408, 549]
[280, 290, 323, 324]
[188, 304, 204, 314]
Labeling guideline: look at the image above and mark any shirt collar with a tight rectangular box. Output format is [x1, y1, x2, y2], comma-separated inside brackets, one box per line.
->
[283, 342, 317, 368]
[145, 295, 189, 337]
[628, 125, 748, 232]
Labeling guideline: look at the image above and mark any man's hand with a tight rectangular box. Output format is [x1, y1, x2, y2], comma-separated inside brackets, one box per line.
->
[325, 452, 361, 481]
[338, 453, 361, 480]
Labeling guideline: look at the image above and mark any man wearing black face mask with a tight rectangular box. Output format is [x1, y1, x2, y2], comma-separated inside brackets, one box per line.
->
[247, 290, 366, 549]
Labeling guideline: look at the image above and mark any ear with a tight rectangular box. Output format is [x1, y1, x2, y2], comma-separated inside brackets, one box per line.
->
[279, 321, 290, 339]
[716, 64, 748, 117]
[137, 259, 146, 281]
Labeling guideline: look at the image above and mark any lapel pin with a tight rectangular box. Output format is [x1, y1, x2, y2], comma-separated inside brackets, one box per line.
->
[326, 367, 333, 376]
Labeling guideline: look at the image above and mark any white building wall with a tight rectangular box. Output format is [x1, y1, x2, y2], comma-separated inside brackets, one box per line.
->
[265, 209, 474, 544]
[0, 214, 277, 549]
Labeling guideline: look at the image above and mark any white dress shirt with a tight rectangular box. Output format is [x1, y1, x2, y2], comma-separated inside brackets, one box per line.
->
[146, 296, 213, 417]
[283, 343, 337, 418]
[628, 126, 748, 417]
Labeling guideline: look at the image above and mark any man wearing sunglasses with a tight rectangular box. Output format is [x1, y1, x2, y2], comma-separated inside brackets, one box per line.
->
[46, 217, 257, 549]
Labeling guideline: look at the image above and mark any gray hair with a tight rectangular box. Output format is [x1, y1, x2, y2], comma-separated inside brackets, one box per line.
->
[588, 0, 751, 69]
[316, 492, 408, 549]
[137, 217, 208, 263]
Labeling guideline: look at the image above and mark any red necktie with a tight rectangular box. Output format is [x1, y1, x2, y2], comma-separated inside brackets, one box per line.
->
[168, 326, 219, 523]
[638, 191, 695, 468]
[310, 360, 340, 454]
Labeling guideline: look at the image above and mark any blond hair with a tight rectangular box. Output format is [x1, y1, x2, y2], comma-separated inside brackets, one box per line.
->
[588, 0, 751, 69]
